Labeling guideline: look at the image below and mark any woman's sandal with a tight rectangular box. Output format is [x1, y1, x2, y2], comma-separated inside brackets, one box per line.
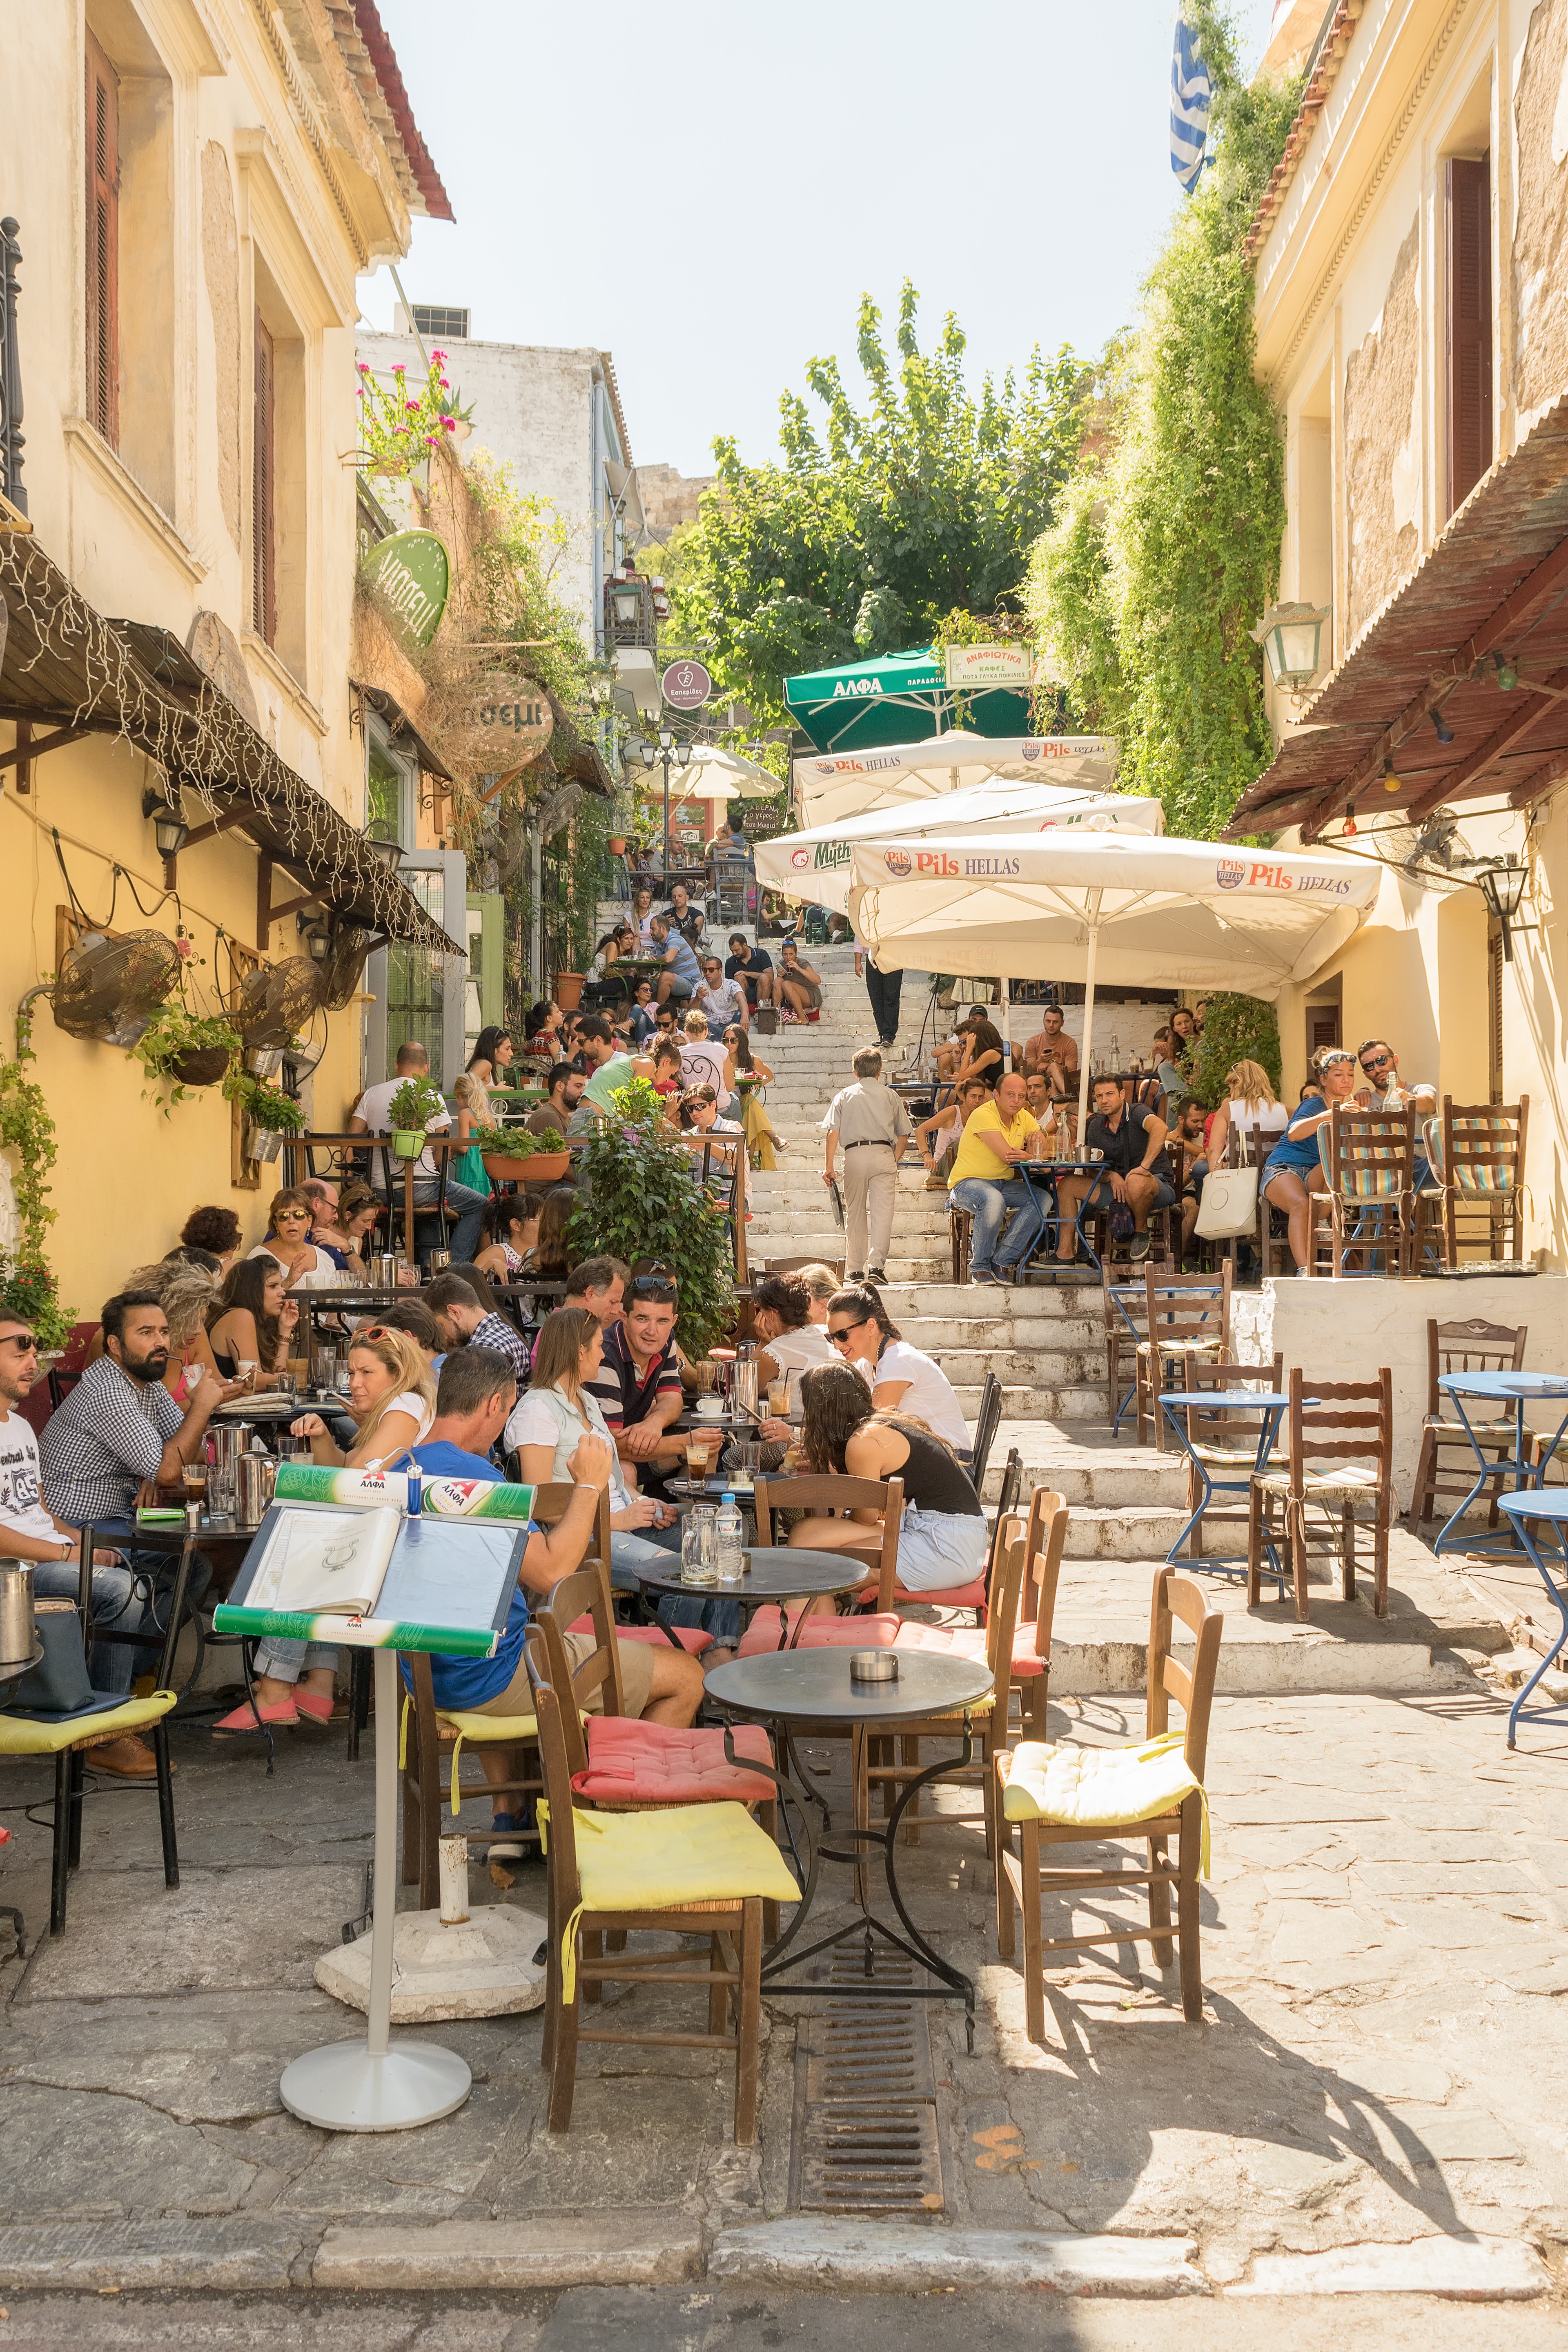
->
[292, 1691, 337, 1727]
[212, 1697, 298, 1737]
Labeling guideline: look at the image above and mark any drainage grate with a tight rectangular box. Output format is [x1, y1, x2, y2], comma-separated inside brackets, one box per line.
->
[790, 1953, 945, 2212]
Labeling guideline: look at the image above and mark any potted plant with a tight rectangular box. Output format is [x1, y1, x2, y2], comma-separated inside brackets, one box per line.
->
[234, 1078, 308, 1164]
[607, 835, 628, 857]
[387, 1073, 444, 1159]
[0, 1252, 76, 1362]
[554, 972, 586, 1012]
[477, 1125, 570, 1184]
[132, 1006, 242, 1109]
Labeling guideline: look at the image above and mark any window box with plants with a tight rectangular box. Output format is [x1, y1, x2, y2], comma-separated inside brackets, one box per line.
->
[475, 1126, 570, 1184]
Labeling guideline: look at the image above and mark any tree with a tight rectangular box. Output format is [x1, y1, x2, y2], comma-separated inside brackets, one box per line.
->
[1026, 3, 1305, 838]
[675, 284, 1085, 730]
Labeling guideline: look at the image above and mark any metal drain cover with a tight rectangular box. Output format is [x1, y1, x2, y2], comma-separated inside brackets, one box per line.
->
[790, 1954, 944, 2212]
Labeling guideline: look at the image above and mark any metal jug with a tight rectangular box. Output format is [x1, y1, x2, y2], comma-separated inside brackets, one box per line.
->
[729, 1359, 759, 1420]
[0, 1559, 35, 1665]
[207, 1422, 251, 1475]
[236, 1453, 278, 1529]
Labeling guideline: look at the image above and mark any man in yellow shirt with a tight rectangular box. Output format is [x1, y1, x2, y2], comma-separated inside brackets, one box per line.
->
[948, 1071, 1045, 1286]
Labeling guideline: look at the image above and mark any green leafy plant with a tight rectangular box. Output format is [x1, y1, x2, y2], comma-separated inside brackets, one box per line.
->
[1184, 993, 1283, 1110]
[566, 1076, 736, 1354]
[0, 1252, 75, 1355]
[475, 1125, 559, 1158]
[233, 1080, 308, 1137]
[355, 348, 465, 477]
[673, 283, 1085, 731]
[1024, 4, 1304, 837]
[0, 1006, 72, 1345]
[131, 1006, 242, 1111]
[387, 1074, 445, 1132]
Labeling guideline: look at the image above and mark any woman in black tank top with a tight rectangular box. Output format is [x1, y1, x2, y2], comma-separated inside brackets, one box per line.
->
[782, 1364, 990, 1596]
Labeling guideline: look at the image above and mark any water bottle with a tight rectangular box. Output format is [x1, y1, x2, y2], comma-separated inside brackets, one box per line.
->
[405, 1462, 423, 1517]
[715, 1493, 745, 1585]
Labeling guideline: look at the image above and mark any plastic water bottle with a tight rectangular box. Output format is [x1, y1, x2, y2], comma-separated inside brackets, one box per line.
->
[715, 1493, 745, 1585]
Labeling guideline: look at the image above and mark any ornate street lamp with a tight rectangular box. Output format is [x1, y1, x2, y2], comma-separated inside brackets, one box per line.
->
[1250, 602, 1332, 698]
[1475, 858, 1532, 962]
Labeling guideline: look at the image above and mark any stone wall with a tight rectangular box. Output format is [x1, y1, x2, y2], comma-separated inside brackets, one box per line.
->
[637, 461, 715, 543]
[1343, 214, 1421, 642]
[1513, 0, 1568, 421]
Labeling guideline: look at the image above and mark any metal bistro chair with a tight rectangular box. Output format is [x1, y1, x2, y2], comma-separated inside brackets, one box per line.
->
[1135, 1265, 1232, 1453]
[1308, 1103, 1418, 1278]
[1409, 1316, 1528, 1533]
[1416, 1096, 1530, 1271]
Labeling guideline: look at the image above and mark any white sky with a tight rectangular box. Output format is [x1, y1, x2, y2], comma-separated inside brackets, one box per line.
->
[359, 0, 1278, 480]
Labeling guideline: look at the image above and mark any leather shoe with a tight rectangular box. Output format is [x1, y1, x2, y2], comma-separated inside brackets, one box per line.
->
[85, 1733, 162, 1779]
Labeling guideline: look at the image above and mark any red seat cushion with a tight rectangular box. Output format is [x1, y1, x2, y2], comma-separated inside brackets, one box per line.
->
[891, 1579, 986, 1610]
[892, 1621, 1046, 1677]
[738, 1606, 901, 1656]
[572, 1717, 776, 1805]
[566, 1613, 713, 1657]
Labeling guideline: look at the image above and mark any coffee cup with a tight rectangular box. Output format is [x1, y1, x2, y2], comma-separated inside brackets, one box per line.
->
[696, 1397, 724, 1419]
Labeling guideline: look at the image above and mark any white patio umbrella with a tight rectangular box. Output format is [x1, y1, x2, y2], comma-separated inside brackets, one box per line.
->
[848, 831, 1380, 1144]
[662, 744, 780, 801]
[793, 730, 1118, 831]
[754, 775, 1162, 918]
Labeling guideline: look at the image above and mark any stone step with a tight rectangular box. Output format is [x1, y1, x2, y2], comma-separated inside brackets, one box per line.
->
[980, 1422, 1186, 1508]
[952, 1384, 1106, 1421]
[913, 1346, 1105, 1386]
[895, 1312, 1102, 1351]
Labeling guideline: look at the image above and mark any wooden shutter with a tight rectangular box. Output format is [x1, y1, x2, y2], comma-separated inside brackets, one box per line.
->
[84, 31, 119, 447]
[1446, 156, 1493, 516]
[252, 310, 276, 645]
[1308, 1006, 1341, 1056]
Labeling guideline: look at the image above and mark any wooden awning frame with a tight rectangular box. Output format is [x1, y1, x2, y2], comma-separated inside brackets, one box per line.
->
[0, 533, 460, 953]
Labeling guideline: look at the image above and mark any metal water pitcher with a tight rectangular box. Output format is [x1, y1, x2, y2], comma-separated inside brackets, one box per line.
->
[0, 1559, 35, 1664]
[729, 1356, 760, 1420]
[236, 1453, 278, 1529]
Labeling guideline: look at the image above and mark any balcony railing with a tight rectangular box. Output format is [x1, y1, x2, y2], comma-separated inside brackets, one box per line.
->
[0, 217, 26, 517]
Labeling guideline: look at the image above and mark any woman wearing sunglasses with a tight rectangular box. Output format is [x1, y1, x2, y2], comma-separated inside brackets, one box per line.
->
[215, 1327, 437, 1738]
[824, 1285, 969, 1454]
[784, 1360, 989, 1591]
[1261, 1045, 1363, 1271]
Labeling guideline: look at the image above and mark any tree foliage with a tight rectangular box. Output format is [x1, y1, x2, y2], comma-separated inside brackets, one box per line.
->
[566, 1079, 737, 1355]
[1026, 3, 1304, 837]
[675, 284, 1085, 730]
[1185, 991, 1283, 1110]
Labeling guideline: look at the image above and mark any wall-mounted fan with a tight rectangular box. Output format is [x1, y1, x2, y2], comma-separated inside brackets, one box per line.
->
[51, 929, 181, 1047]
[318, 924, 377, 1012]
[1332, 806, 1477, 894]
[232, 956, 325, 1048]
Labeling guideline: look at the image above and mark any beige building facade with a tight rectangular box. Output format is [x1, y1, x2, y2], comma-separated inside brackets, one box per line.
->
[1240, 0, 1568, 1261]
[0, 0, 453, 1313]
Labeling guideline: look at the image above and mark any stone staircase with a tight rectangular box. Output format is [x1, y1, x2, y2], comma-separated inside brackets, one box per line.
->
[735, 938, 1507, 1695]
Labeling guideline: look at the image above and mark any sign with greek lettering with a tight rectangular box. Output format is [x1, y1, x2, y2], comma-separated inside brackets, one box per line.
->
[944, 644, 1035, 690]
[435, 670, 553, 776]
[362, 530, 450, 650]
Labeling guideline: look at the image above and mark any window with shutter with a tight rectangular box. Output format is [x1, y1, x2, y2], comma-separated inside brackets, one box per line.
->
[1308, 1007, 1341, 1056]
[252, 310, 276, 646]
[84, 32, 120, 448]
[1446, 156, 1493, 517]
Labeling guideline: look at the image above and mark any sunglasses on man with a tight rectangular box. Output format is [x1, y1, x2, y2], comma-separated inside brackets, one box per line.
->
[1359, 1049, 1393, 1074]
[630, 1275, 677, 1303]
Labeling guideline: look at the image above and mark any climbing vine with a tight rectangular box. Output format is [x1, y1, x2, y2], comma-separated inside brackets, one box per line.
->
[1025, 3, 1304, 838]
[0, 1006, 73, 1350]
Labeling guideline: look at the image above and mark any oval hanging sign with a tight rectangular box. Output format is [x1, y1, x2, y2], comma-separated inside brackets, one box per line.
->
[661, 659, 713, 711]
[434, 670, 554, 777]
[363, 530, 450, 650]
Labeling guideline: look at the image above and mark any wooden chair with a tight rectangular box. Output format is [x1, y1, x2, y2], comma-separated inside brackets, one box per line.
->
[752, 1473, 903, 1602]
[1173, 1352, 1285, 1566]
[523, 1630, 790, 2143]
[399, 1481, 612, 1905]
[1013, 1487, 1069, 1736]
[995, 1568, 1222, 2034]
[1252, 1128, 1294, 1282]
[949, 1202, 972, 1286]
[1417, 1097, 1530, 1270]
[0, 1544, 195, 1939]
[1410, 1316, 1528, 1531]
[1135, 1265, 1232, 1452]
[1101, 1261, 1175, 1439]
[1247, 1365, 1394, 1620]
[1309, 1104, 1417, 1277]
[863, 1515, 1027, 1870]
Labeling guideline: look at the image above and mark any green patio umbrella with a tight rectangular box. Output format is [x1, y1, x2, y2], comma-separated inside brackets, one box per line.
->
[783, 648, 1033, 751]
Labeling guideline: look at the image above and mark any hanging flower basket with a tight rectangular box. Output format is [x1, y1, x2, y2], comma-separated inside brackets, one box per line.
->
[167, 1046, 234, 1089]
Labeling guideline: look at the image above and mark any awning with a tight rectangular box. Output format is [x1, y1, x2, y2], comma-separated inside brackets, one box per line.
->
[0, 533, 459, 952]
[1226, 390, 1568, 842]
[783, 648, 1033, 752]
[353, 682, 454, 782]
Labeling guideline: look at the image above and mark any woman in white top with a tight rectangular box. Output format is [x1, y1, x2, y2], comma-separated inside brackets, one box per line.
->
[247, 1186, 346, 1290]
[215, 1328, 436, 1741]
[505, 1306, 682, 1588]
[1205, 1058, 1290, 1172]
[827, 1283, 970, 1454]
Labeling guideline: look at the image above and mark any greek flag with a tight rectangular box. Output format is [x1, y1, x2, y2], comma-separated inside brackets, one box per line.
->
[1171, 7, 1212, 192]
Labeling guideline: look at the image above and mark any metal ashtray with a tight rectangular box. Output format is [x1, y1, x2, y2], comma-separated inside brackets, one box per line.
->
[849, 1650, 899, 1684]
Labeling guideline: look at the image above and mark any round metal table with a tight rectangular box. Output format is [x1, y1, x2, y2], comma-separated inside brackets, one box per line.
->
[1434, 1371, 1568, 1556]
[630, 1546, 874, 1649]
[0, 1642, 43, 1688]
[704, 1646, 994, 2042]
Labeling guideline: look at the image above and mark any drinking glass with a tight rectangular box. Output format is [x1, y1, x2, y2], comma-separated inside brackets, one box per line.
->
[682, 1514, 717, 1586]
[685, 1437, 709, 1484]
[181, 1460, 207, 1502]
[184, 1364, 204, 1396]
[272, 1370, 296, 1399]
[766, 1379, 789, 1419]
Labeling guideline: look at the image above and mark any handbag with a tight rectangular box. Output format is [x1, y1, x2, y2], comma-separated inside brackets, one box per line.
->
[5, 1597, 122, 1720]
[1195, 1163, 1260, 1240]
[753, 1005, 778, 1036]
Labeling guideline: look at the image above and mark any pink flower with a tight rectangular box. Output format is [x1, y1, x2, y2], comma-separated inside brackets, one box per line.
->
[439, 376, 450, 389]
[393, 362, 406, 376]
[441, 415, 457, 432]
[405, 400, 421, 414]
[356, 360, 370, 374]
[430, 349, 446, 365]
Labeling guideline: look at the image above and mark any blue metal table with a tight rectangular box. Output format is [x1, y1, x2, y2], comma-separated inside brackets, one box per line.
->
[1434, 1372, 1568, 1556]
[1018, 1156, 1107, 1276]
[1158, 1389, 1292, 1595]
[1497, 1492, 1568, 1746]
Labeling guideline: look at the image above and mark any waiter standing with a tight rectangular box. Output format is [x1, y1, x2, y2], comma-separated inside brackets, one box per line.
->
[822, 1047, 911, 1285]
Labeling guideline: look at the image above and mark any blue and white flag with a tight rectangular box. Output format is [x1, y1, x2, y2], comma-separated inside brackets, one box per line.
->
[1170, 7, 1213, 192]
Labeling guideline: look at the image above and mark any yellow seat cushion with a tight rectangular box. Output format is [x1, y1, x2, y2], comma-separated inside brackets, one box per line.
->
[1254, 1464, 1383, 1498]
[437, 1709, 538, 1743]
[996, 1734, 1208, 1871]
[0, 1690, 176, 1757]
[546, 1798, 799, 1999]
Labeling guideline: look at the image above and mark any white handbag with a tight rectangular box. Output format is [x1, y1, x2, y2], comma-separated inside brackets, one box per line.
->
[1194, 1163, 1259, 1240]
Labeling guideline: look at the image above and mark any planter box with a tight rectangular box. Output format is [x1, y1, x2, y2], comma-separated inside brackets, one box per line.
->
[484, 1150, 569, 1183]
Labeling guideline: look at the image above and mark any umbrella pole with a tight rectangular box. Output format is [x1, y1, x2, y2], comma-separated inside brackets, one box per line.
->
[1075, 924, 1098, 1150]
[998, 974, 1010, 1071]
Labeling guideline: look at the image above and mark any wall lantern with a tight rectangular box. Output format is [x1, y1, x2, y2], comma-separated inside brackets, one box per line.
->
[1475, 858, 1533, 962]
[297, 911, 332, 962]
[363, 829, 405, 872]
[612, 581, 642, 628]
[1250, 602, 1332, 695]
[142, 785, 190, 860]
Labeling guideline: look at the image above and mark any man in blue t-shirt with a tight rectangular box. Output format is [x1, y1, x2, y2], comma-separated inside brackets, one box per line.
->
[408, 1348, 705, 1882]
[650, 913, 701, 1006]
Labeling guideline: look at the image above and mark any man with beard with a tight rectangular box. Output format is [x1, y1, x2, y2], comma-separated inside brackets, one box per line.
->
[41, 1291, 242, 1771]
